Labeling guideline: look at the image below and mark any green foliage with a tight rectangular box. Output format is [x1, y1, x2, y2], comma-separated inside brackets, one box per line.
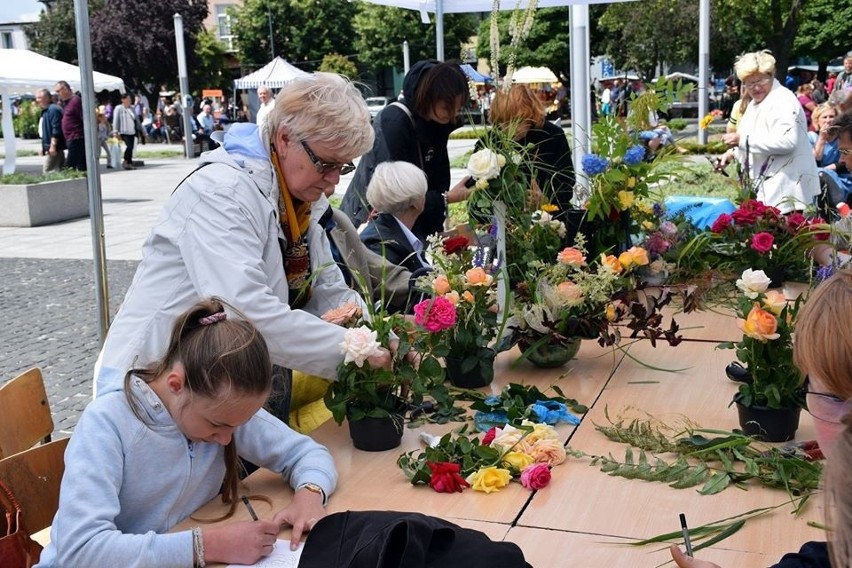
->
[24, 0, 85, 64]
[795, 0, 852, 64]
[1, 170, 85, 185]
[190, 29, 232, 93]
[466, 383, 588, 425]
[397, 424, 504, 485]
[318, 53, 358, 79]
[13, 100, 40, 140]
[666, 118, 688, 132]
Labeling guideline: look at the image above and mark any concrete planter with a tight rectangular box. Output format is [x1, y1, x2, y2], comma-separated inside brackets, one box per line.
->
[0, 177, 89, 227]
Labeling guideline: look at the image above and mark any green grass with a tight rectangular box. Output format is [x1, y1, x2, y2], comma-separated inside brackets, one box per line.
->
[0, 149, 39, 159]
[654, 162, 740, 200]
[1, 170, 86, 184]
[135, 148, 184, 159]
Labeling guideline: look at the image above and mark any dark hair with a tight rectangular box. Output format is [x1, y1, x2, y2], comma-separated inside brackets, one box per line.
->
[828, 110, 852, 141]
[125, 297, 272, 518]
[411, 61, 469, 119]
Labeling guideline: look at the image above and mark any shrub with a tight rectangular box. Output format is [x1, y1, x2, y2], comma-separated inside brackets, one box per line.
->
[13, 100, 40, 139]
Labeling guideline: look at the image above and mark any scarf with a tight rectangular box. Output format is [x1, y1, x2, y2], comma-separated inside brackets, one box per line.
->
[272, 150, 313, 309]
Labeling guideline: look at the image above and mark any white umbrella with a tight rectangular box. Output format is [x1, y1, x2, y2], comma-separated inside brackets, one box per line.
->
[512, 66, 559, 84]
[233, 57, 310, 90]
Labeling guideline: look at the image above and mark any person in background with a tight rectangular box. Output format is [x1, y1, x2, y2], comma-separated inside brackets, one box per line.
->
[196, 103, 217, 151]
[671, 270, 852, 568]
[812, 79, 827, 105]
[715, 50, 819, 213]
[96, 111, 112, 169]
[93, 73, 385, 426]
[36, 298, 336, 568]
[488, 84, 576, 217]
[831, 55, 852, 94]
[808, 103, 851, 208]
[360, 161, 431, 275]
[340, 60, 472, 241]
[255, 85, 274, 128]
[35, 88, 65, 173]
[55, 80, 86, 171]
[113, 92, 138, 170]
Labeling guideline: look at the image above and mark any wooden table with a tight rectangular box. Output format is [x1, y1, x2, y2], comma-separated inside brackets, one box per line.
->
[184, 289, 823, 567]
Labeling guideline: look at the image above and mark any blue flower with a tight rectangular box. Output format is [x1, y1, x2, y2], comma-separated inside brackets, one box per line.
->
[816, 264, 836, 282]
[623, 145, 646, 166]
[582, 153, 609, 175]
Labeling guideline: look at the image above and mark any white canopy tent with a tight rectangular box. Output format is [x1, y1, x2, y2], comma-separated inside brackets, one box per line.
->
[233, 57, 309, 89]
[0, 48, 126, 174]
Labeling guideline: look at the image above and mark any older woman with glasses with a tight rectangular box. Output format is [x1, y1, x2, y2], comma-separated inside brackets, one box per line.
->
[715, 50, 820, 213]
[93, 73, 389, 424]
[672, 269, 852, 568]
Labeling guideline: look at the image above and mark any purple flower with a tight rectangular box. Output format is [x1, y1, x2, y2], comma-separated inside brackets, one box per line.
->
[623, 145, 646, 166]
[653, 202, 664, 217]
[816, 265, 836, 282]
[645, 233, 672, 255]
[660, 221, 678, 235]
[582, 154, 609, 175]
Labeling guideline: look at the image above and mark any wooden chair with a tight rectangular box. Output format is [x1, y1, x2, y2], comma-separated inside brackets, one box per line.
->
[0, 437, 69, 534]
[0, 368, 54, 460]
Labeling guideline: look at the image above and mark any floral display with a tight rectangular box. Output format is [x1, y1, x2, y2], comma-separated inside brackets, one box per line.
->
[397, 421, 566, 494]
[699, 109, 724, 130]
[718, 269, 805, 410]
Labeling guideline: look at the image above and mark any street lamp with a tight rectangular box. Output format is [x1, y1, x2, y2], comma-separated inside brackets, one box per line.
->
[266, 0, 275, 59]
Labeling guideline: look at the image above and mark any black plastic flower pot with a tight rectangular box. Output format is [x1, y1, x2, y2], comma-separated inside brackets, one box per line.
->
[347, 413, 404, 452]
[445, 349, 496, 388]
[735, 401, 801, 442]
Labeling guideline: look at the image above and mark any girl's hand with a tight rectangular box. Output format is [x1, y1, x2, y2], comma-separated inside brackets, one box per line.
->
[203, 520, 279, 565]
[273, 487, 327, 550]
[669, 544, 722, 568]
[721, 132, 740, 147]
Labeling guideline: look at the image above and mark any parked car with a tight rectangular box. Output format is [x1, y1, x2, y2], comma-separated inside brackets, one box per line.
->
[365, 96, 389, 121]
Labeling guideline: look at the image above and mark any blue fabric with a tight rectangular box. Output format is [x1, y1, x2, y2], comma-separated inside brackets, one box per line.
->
[664, 195, 737, 230]
[474, 411, 508, 432]
[528, 401, 581, 426]
[222, 122, 268, 160]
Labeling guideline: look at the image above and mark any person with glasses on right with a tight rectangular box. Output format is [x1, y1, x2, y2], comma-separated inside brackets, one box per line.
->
[671, 269, 852, 568]
[715, 50, 820, 214]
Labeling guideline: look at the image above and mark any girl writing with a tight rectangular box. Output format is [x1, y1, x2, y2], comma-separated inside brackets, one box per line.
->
[37, 298, 336, 567]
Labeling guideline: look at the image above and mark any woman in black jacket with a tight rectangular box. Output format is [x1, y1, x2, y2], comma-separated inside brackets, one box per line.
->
[341, 60, 472, 241]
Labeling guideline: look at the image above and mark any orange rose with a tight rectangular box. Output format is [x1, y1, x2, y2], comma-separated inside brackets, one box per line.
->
[556, 247, 586, 266]
[618, 246, 650, 270]
[432, 274, 451, 295]
[737, 303, 780, 341]
[465, 266, 493, 287]
[461, 290, 475, 303]
[600, 254, 623, 274]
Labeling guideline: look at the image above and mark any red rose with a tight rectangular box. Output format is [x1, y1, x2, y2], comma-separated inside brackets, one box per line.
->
[786, 212, 806, 230]
[710, 213, 732, 233]
[750, 232, 774, 253]
[443, 235, 471, 255]
[732, 207, 758, 225]
[481, 427, 497, 446]
[805, 217, 830, 241]
[427, 461, 470, 493]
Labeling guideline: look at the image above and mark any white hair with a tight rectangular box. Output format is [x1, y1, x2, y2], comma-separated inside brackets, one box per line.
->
[734, 50, 776, 80]
[366, 161, 427, 215]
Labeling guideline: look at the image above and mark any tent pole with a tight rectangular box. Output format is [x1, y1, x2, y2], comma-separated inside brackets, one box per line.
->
[569, 4, 590, 199]
[1, 89, 16, 175]
[73, 0, 110, 343]
[435, 0, 444, 61]
[174, 14, 194, 159]
[697, 0, 709, 145]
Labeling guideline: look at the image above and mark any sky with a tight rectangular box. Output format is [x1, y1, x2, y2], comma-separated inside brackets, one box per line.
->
[0, 0, 44, 23]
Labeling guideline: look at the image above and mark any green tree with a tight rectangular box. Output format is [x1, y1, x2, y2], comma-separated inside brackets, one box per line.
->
[352, 4, 476, 73]
[318, 53, 359, 79]
[794, 0, 852, 75]
[190, 29, 233, 92]
[24, 0, 91, 64]
[476, 7, 571, 81]
[231, 0, 358, 70]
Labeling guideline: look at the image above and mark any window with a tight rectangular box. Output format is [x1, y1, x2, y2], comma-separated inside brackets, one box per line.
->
[215, 5, 236, 52]
[1, 32, 13, 50]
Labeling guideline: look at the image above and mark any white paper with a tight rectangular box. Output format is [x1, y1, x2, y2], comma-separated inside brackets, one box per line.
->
[227, 540, 303, 568]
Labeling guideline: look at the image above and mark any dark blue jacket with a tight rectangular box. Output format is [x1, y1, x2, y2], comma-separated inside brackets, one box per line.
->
[40, 103, 65, 152]
[360, 213, 430, 275]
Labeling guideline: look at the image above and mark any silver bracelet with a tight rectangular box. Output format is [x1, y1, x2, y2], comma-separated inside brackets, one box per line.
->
[192, 526, 206, 568]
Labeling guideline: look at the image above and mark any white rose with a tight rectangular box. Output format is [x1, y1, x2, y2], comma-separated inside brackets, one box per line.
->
[549, 219, 567, 238]
[736, 269, 771, 299]
[339, 326, 383, 367]
[475, 177, 490, 190]
[533, 210, 553, 224]
[467, 149, 501, 180]
[496, 153, 507, 168]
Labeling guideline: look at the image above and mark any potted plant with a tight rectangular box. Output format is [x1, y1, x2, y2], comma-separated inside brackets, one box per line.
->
[414, 234, 501, 388]
[718, 269, 806, 442]
[322, 303, 447, 451]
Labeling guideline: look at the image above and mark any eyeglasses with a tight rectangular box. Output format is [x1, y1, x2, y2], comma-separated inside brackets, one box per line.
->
[743, 77, 772, 89]
[300, 140, 355, 176]
[801, 377, 852, 424]
[838, 147, 852, 156]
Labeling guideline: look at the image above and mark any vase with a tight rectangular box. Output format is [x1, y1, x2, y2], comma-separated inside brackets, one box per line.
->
[445, 349, 496, 388]
[735, 402, 801, 442]
[519, 337, 582, 368]
[347, 413, 404, 452]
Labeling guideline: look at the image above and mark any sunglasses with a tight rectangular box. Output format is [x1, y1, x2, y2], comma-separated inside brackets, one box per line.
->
[300, 140, 355, 176]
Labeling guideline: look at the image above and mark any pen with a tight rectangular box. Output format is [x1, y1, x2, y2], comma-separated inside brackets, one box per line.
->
[679, 513, 694, 557]
[241, 495, 258, 521]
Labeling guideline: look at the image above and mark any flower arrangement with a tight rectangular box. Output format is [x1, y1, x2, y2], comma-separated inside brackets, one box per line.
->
[699, 109, 725, 130]
[704, 199, 825, 279]
[414, 233, 501, 383]
[718, 269, 805, 410]
[397, 421, 566, 494]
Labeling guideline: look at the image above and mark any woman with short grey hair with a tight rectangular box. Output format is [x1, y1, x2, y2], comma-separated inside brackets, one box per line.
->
[360, 161, 431, 277]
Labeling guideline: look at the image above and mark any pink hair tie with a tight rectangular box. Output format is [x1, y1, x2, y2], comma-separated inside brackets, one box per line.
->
[199, 312, 227, 326]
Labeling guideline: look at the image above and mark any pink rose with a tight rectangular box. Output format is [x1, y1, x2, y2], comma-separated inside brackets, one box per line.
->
[786, 212, 806, 230]
[413, 296, 457, 333]
[520, 463, 552, 490]
[750, 232, 774, 254]
[481, 427, 497, 446]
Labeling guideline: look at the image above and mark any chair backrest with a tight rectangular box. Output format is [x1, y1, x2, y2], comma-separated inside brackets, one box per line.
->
[0, 368, 54, 460]
[0, 437, 69, 533]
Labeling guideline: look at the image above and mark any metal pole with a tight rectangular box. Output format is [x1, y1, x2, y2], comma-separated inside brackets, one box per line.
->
[403, 40, 410, 75]
[698, 0, 710, 145]
[266, 0, 275, 59]
[73, 0, 110, 342]
[174, 14, 194, 159]
[435, 0, 444, 61]
[570, 5, 590, 199]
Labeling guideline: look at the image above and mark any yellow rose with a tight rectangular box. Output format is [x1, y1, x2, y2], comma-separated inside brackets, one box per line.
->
[762, 290, 786, 315]
[461, 290, 475, 303]
[541, 203, 560, 213]
[605, 303, 617, 321]
[525, 422, 560, 444]
[528, 438, 567, 466]
[737, 303, 780, 342]
[600, 254, 623, 274]
[443, 290, 460, 305]
[502, 451, 535, 472]
[432, 274, 451, 295]
[618, 190, 635, 210]
[618, 247, 646, 270]
[556, 247, 586, 266]
[627, 176, 637, 189]
[465, 266, 493, 287]
[467, 466, 512, 493]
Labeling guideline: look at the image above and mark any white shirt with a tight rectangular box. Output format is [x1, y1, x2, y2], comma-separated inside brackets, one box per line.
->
[255, 100, 274, 128]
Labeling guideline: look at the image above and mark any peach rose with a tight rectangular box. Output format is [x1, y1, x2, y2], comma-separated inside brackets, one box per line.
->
[557, 247, 586, 266]
[527, 438, 567, 466]
[432, 274, 451, 295]
[491, 424, 524, 449]
[461, 290, 475, 303]
[443, 290, 460, 305]
[600, 254, 623, 274]
[465, 266, 493, 287]
[555, 281, 585, 306]
[737, 303, 780, 342]
[467, 466, 512, 493]
[762, 290, 787, 315]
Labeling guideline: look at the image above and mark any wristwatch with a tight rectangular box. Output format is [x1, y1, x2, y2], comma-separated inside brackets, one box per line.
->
[297, 482, 326, 505]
